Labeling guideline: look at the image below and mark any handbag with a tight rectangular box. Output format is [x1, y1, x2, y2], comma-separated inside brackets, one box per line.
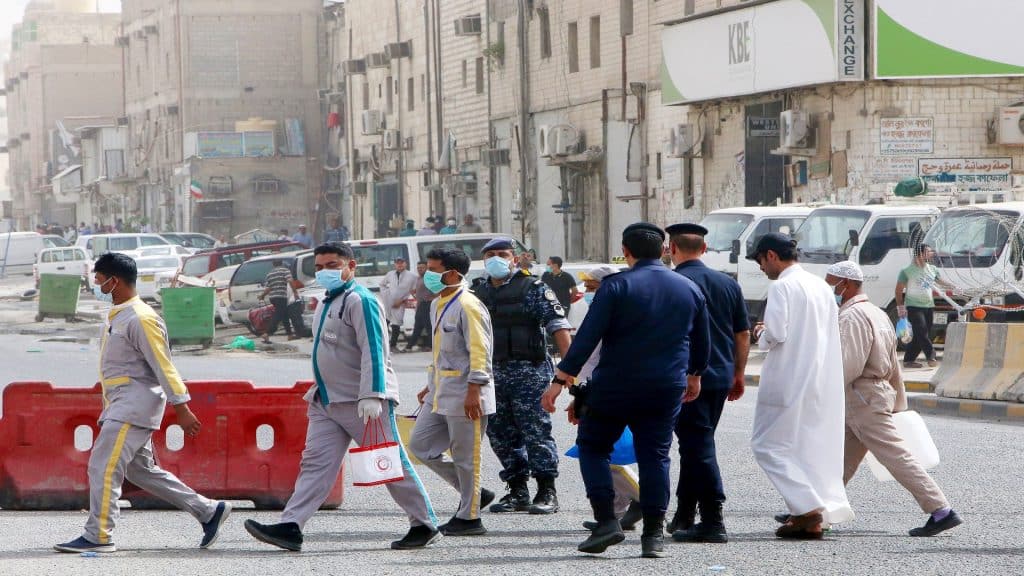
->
[865, 410, 940, 482]
[349, 418, 406, 487]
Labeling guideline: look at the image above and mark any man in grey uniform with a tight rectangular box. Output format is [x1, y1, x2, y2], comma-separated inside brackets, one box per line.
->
[244, 242, 439, 552]
[410, 247, 496, 536]
[55, 253, 230, 554]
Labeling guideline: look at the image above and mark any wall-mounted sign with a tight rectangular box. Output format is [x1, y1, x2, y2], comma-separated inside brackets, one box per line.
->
[872, 156, 918, 182]
[662, 0, 864, 105]
[875, 0, 1024, 79]
[747, 117, 780, 138]
[918, 157, 1012, 190]
[880, 117, 934, 156]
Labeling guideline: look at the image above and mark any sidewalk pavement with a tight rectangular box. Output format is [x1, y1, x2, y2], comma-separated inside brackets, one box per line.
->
[744, 351, 1024, 425]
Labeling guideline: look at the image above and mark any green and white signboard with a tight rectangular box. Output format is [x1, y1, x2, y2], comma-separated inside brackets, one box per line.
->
[875, 0, 1024, 79]
[661, 0, 864, 105]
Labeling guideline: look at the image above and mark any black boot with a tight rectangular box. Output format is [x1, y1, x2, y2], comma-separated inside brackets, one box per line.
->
[489, 478, 531, 513]
[665, 498, 697, 535]
[390, 524, 442, 549]
[583, 500, 643, 532]
[528, 475, 559, 515]
[244, 520, 303, 552]
[641, 513, 666, 559]
[674, 501, 728, 543]
[578, 500, 624, 554]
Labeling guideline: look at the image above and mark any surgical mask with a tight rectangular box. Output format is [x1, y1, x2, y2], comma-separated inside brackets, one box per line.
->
[830, 282, 845, 306]
[485, 256, 512, 279]
[423, 270, 446, 294]
[446, 220, 456, 226]
[545, 266, 553, 274]
[583, 293, 595, 305]
[93, 278, 114, 304]
[316, 268, 349, 293]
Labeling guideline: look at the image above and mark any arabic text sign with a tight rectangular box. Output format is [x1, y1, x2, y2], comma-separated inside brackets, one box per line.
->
[880, 117, 933, 155]
[918, 157, 1012, 190]
[871, 156, 917, 182]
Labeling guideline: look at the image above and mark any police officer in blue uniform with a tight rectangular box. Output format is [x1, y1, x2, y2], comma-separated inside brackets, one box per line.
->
[543, 223, 710, 559]
[471, 237, 573, 515]
[664, 223, 751, 544]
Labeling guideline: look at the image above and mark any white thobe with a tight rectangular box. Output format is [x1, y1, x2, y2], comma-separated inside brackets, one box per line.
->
[751, 264, 854, 524]
[380, 269, 418, 326]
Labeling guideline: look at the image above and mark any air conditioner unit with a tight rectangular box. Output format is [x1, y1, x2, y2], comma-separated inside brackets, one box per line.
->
[166, 105, 179, 115]
[667, 124, 695, 158]
[780, 110, 815, 149]
[384, 129, 402, 150]
[484, 148, 511, 166]
[538, 125, 552, 157]
[353, 181, 369, 196]
[551, 125, 578, 156]
[454, 15, 483, 36]
[455, 176, 479, 195]
[366, 52, 390, 69]
[115, 35, 129, 46]
[384, 41, 412, 60]
[143, 25, 158, 35]
[997, 106, 1024, 145]
[361, 110, 382, 135]
[117, 116, 129, 126]
[342, 59, 367, 75]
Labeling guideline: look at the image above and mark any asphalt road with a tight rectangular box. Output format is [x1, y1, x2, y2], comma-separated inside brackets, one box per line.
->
[0, 302, 1021, 575]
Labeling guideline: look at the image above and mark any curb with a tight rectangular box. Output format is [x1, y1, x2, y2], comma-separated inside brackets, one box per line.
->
[908, 395, 1024, 426]
[744, 375, 935, 393]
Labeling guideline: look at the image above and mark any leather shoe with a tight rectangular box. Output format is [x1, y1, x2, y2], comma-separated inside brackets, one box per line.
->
[775, 511, 824, 540]
[909, 510, 962, 537]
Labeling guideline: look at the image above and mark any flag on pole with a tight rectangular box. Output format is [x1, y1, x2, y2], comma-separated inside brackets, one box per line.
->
[189, 179, 203, 199]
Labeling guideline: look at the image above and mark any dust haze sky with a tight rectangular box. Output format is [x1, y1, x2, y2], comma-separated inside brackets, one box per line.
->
[1, 1, 122, 48]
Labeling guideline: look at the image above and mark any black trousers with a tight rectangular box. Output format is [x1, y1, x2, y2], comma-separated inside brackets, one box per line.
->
[266, 297, 293, 336]
[674, 386, 730, 507]
[904, 306, 935, 363]
[407, 300, 432, 349]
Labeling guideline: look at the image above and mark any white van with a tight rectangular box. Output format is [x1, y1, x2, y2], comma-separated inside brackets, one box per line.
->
[344, 233, 529, 292]
[699, 207, 812, 322]
[922, 201, 1024, 326]
[34, 246, 93, 289]
[0, 232, 47, 276]
[795, 204, 940, 318]
[75, 233, 172, 259]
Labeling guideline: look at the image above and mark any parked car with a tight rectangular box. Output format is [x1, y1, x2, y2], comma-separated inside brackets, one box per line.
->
[226, 250, 317, 324]
[139, 245, 192, 257]
[41, 234, 72, 248]
[179, 240, 304, 278]
[135, 255, 184, 301]
[33, 246, 93, 289]
[75, 233, 172, 259]
[160, 232, 217, 251]
[0, 232, 47, 275]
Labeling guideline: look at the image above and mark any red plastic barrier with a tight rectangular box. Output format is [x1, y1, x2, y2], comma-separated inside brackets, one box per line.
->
[0, 381, 344, 510]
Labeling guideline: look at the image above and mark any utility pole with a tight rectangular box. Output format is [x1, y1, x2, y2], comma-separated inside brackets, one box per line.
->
[516, 0, 530, 244]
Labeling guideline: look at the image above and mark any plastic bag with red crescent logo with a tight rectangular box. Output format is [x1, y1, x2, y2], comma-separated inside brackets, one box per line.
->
[349, 418, 406, 487]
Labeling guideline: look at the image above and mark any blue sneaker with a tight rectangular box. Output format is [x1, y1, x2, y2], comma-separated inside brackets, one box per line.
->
[200, 501, 232, 548]
[54, 536, 115, 553]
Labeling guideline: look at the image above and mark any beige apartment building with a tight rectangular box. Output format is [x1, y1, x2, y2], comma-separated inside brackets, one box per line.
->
[121, 0, 323, 237]
[3, 0, 121, 230]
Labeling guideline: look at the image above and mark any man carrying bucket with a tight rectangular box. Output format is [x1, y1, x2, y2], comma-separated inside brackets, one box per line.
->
[825, 261, 962, 537]
[244, 242, 439, 552]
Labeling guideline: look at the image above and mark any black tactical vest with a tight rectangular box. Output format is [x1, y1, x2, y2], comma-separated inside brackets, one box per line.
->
[472, 273, 546, 363]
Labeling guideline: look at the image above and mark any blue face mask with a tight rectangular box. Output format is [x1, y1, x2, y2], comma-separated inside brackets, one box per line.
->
[545, 266, 553, 274]
[93, 278, 114, 304]
[316, 268, 349, 293]
[583, 293, 595, 305]
[485, 256, 512, 279]
[423, 270, 447, 294]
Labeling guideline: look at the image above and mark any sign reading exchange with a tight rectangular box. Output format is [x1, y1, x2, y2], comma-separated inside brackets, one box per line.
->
[661, 0, 864, 105]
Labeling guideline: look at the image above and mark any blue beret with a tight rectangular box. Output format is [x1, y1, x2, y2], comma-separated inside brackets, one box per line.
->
[622, 222, 665, 242]
[482, 237, 515, 253]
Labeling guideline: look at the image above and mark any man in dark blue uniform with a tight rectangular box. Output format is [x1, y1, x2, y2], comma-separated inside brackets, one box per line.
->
[471, 237, 573, 515]
[543, 222, 710, 559]
[664, 223, 751, 544]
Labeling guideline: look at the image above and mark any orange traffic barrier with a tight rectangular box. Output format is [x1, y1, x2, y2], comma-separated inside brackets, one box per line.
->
[0, 381, 343, 510]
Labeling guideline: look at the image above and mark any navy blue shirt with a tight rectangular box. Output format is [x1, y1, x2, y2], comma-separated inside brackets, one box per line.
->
[558, 259, 710, 409]
[674, 260, 750, 390]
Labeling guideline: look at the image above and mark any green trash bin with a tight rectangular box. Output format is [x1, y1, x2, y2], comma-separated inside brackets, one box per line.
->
[36, 273, 81, 322]
[159, 287, 216, 349]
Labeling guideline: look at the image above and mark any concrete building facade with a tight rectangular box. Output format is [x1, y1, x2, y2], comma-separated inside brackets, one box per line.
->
[3, 1, 121, 231]
[121, 0, 324, 237]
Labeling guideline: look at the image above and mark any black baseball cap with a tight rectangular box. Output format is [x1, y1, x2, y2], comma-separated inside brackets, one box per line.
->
[747, 232, 797, 260]
[665, 223, 709, 237]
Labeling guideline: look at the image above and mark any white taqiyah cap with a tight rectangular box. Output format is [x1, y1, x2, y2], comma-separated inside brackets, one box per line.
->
[827, 260, 865, 282]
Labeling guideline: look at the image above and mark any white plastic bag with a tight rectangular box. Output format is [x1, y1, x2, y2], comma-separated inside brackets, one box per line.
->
[349, 419, 405, 487]
[865, 410, 940, 482]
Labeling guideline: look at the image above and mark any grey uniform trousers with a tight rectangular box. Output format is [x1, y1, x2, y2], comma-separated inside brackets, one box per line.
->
[280, 400, 437, 529]
[409, 409, 488, 520]
[85, 420, 217, 544]
[844, 380, 949, 514]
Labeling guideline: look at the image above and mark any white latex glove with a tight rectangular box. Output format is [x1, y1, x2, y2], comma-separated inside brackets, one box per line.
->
[357, 398, 384, 423]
